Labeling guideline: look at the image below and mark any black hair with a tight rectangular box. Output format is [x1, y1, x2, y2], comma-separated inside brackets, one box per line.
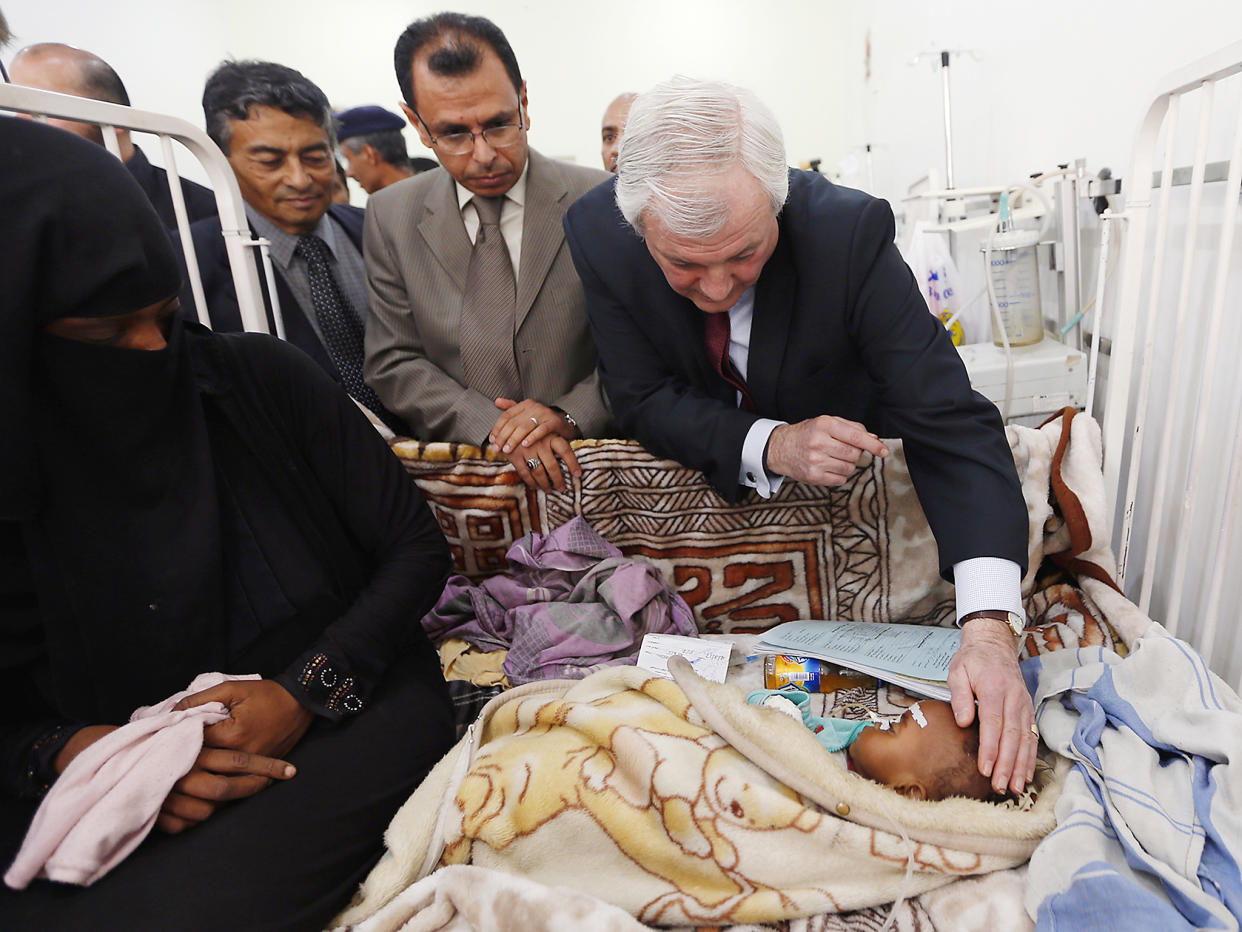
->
[341, 129, 410, 168]
[928, 723, 993, 802]
[410, 157, 440, 173]
[78, 55, 130, 107]
[202, 59, 333, 154]
[392, 12, 522, 110]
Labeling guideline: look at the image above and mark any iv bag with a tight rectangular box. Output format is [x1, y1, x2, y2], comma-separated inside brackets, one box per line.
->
[902, 222, 982, 345]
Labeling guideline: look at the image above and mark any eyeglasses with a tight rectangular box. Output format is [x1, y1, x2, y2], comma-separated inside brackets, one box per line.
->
[414, 105, 526, 156]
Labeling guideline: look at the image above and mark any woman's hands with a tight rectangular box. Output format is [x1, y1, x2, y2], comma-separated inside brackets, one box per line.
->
[175, 678, 315, 759]
[156, 746, 297, 834]
[53, 724, 120, 775]
[154, 679, 315, 834]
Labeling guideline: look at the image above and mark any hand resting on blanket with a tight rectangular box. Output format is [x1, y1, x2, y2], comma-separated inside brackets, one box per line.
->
[488, 397, 583, 492]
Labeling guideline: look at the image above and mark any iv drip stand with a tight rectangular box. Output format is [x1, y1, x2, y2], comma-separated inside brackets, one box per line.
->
[939, 51, 955, 190]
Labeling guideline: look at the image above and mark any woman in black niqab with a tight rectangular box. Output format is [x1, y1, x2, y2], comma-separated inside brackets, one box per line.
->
[0, 118, 455, 931]
[5, 117, 226, 722]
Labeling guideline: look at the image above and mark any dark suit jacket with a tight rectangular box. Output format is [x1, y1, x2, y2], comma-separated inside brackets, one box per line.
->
[126, 145, 217, 231]
[175, 204, 366, 385]
[564, 170, 1027, 578]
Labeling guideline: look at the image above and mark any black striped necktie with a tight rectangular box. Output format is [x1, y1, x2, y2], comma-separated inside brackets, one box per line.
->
[294, 234, 387, 417]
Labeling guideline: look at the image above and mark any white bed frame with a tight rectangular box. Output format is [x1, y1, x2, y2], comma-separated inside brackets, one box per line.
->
[0, 83, 278, 336]
[1098, 39, 1242, 691]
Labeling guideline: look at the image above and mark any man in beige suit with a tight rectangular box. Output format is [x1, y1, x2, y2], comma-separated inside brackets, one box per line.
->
[364, 12, 610, 490]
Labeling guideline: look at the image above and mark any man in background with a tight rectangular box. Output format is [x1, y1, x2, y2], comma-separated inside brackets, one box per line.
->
[8, 42, 217, 230]
[332, 159, 352, 203]
[177, 59, 399, 431]
[336, 104, 419, 194]
[599, 91, 635, 172]
[364, 12, 611, 489]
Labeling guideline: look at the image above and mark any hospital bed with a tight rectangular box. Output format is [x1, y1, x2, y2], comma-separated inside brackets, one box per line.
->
[0, 83, 274, 336]
[4, 40, 1242, 928]
[1097, 38, 1242, 693]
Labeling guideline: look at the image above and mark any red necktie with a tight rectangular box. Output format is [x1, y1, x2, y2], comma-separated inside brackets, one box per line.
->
[703, 311, 756, 411]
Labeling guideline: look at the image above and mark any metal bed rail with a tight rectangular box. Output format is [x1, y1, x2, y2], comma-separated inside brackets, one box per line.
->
[1099, 39, 1242, 690]
[0, 83, 281, 337]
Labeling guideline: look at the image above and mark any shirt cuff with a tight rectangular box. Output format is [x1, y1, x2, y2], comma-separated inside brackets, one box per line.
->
[953, 557, 1024, 624]
[739, 418, 787, 499]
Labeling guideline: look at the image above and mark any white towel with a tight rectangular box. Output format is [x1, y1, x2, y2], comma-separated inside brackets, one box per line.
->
[4, 672, 259, 889]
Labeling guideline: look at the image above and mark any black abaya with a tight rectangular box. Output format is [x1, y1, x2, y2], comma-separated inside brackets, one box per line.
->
[0, 118, 455, 930]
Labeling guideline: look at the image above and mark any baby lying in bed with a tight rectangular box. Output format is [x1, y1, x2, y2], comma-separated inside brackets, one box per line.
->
[749, 692, 996, 802]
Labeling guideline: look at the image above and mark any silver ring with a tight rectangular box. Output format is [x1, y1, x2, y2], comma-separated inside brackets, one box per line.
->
[529, 416, 539, 425]
[525, 457, 540, 470]
[1029, 724, 1039, 737]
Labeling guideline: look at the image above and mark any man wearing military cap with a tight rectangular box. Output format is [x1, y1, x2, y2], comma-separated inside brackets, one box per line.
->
[336, 105, 423, 194]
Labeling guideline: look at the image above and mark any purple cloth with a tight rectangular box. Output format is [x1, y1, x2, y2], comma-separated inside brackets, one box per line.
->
[422, 517, 698, 684]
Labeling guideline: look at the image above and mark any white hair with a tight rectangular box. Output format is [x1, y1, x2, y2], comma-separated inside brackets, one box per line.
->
[614, 76, 788, 239]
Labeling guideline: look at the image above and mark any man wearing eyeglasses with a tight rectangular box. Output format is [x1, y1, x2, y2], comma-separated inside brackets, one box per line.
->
[363, 13, 611, 490]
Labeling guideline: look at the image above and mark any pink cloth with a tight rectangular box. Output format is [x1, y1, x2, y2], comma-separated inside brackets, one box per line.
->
[4, 672, 259, 889]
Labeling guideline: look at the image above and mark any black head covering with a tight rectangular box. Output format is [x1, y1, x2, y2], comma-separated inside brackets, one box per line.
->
[0, 117, 181, 520]
[2, 119, 225, 719]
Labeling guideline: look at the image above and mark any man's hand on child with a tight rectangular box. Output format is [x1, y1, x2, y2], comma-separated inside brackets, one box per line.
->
[948, 619, 1037, 795]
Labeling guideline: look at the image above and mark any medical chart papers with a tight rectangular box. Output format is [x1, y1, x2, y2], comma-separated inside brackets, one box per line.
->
[756, 620, 959, 700]
[637, 633, 732, 683]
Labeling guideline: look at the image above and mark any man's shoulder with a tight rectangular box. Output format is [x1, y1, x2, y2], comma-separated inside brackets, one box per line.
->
[563, 172, 626, 243]
[529, 150, 610, 201]
[784, 169, 885, 227]
[183, 212, 227, 254]
[129, 145, 214, 198]
[328, 201, 366, 232]
[370, 168, 445, 216]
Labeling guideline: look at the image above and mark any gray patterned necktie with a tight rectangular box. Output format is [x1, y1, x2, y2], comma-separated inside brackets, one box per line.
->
[459, 195, 521, 400]
[294, 234, 387, 417]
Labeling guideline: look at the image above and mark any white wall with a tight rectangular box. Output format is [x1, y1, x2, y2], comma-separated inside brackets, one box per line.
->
[6, 0, 1240, 200]
[2, 0, 854, 189]
[833, 0, 1242, 205]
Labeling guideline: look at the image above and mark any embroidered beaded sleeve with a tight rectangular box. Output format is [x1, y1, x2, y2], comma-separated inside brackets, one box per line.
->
[276, 653, 365, 719]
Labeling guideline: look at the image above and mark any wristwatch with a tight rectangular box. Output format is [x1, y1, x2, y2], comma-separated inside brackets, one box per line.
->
[959, 609, 1025, 637]
[551, 406, 579, 434]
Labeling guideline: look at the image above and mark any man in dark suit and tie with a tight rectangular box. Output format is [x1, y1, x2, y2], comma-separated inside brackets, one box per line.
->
[564, 77, 1036, 797]
[176, 60, 398, 431]
[363, 12, 611, 489]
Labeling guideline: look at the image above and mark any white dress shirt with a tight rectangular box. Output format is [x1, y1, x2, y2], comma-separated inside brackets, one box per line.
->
[456, 164, 529, 276]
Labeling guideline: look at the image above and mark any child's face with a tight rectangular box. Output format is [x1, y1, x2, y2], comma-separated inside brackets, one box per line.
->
[847, 700, 984, 801]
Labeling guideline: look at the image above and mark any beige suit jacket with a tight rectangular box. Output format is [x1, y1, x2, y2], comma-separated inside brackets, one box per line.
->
[363, 149, 611, 444]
